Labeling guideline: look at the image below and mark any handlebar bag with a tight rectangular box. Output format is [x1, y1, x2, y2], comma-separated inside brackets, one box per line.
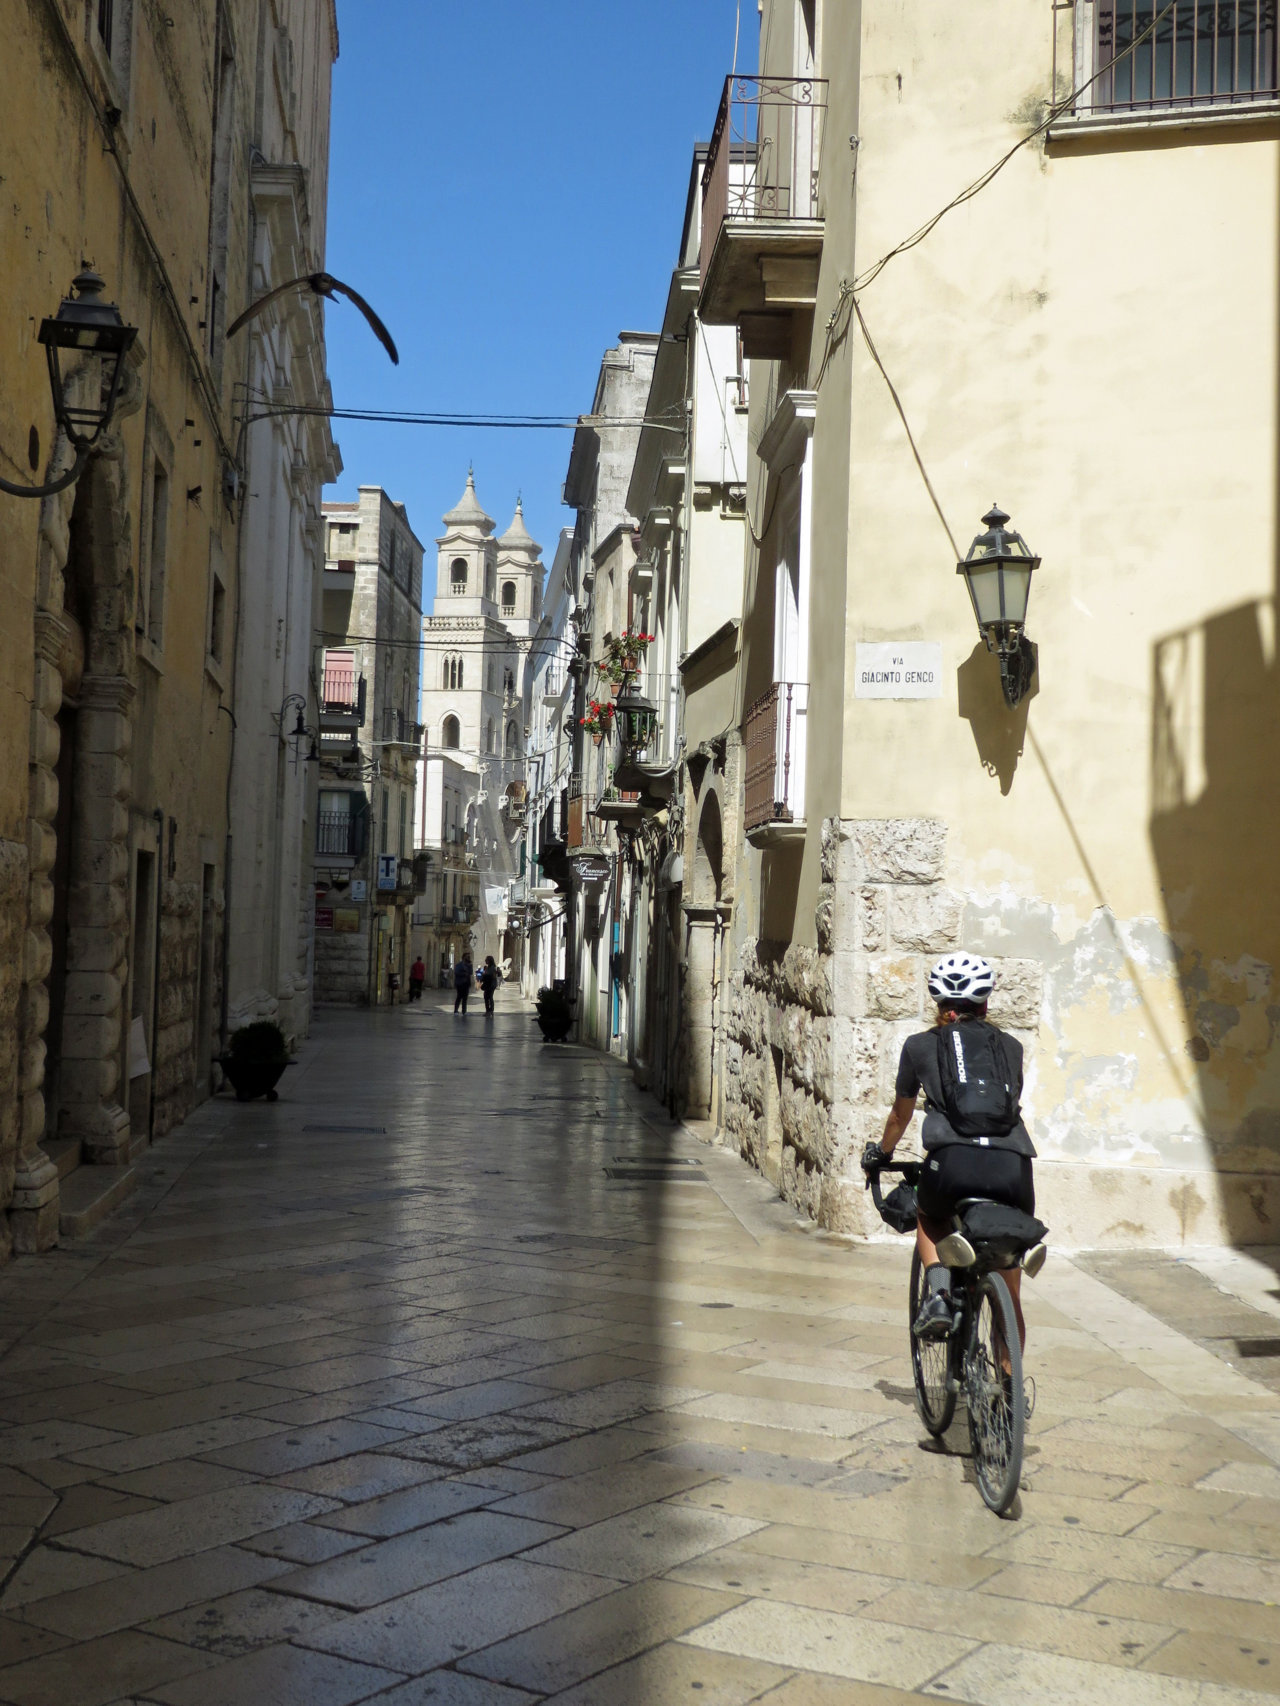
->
[877, 1180, 919, 1235]
[960, 1201, 1047, 1263]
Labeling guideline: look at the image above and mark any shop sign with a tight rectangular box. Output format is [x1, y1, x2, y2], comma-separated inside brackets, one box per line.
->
[333, 908, 361, 933]
[314, 907, 334, 931]
[574, 855, 611, 889]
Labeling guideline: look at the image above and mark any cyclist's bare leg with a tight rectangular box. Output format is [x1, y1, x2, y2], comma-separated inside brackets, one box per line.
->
[1003, 1265, 1026, 1353]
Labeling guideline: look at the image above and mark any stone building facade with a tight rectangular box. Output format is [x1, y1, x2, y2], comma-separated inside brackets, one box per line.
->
[0, 0, 338, 1251]
[419, 474, 542, 971]
[314, 489, 424, 1006]
[681, 0, 1280, 1248]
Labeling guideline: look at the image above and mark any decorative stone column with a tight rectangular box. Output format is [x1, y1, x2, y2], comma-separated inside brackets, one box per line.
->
[10, 612, 71, 1251]
[57, 671, 134, 1165]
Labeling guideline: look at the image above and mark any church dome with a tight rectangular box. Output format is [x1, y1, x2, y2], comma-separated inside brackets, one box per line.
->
[442, 469, 495, 535]
[498, 496, 539, 554]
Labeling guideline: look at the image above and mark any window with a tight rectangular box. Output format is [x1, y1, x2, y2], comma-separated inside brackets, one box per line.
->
[486, 718, 495, 754]
[207, 543, 227, 666]
[1094, 0, 1277, 110]
[503, 666, 515, 698]
[442, 655, 464, 691]
[138, 420, 171, 650]
[485, 565, 495, 601]
[501, 580, 516, 615]
[317, 790, 367, 857]
[322, 648, 358, 710]
[399, 792, 408, 860]
[442, 714, 460, 749]
[97, 0, 113, 52]
[381, 787, 390, 856]
[506, 720, 520, 756]
[450, 557, 468, 594]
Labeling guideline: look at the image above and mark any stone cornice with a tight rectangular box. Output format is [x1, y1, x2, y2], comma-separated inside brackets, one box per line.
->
[79, 673, 136, 713]
[758, 388, 817, 474]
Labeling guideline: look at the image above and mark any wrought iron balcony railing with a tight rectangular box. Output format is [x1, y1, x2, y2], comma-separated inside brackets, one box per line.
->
[381, 708, 424, 751]
[744, 680, 808, 835]
[316, 811, 363, 857]
[701, 74, 827, 292]
[320, 666, 366, 728]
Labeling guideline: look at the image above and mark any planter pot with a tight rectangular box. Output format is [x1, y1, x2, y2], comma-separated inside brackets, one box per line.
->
[590, 730, 604, 747]
[536, 1011, 573, 1043]
[219, 1055, 290, 1102]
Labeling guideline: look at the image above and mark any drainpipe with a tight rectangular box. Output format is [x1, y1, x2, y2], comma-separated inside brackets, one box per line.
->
[565, 644, 588, 1010]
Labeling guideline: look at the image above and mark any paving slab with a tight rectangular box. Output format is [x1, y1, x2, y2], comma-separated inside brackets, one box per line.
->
[1, 1007, 1279, 1702]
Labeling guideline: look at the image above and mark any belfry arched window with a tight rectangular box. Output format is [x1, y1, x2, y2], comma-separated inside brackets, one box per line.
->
[501, 580, 516, 615]
[506, 720, 520, 756]
[449, 558, 467, 595]
[442, 655, 464, 691]
[442, 714, 460, 749]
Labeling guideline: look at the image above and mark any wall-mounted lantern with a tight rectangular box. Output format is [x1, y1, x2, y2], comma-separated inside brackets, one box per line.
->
[1, 269, 139, 500]
[956, 504, 1040, 707]
[615, 679, 658, 756]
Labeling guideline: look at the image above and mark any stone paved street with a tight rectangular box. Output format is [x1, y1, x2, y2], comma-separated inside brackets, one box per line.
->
[1, 1006, 1280, 1703]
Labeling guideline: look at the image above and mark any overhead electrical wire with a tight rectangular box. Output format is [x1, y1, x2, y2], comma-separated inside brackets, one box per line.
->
[815, 0, 1180, 390]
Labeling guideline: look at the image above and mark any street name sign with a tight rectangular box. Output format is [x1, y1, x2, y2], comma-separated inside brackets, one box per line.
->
[855, 641, 943, 699]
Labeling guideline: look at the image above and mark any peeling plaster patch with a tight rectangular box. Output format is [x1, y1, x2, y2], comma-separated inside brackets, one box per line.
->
[1196, 1000, 1241, 1048]
[1066, 1053, 1138, 1097]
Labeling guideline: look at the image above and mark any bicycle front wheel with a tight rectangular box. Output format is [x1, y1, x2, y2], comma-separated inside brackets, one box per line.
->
[965, 1270, 1025, 1515]
[909, 1248, 956, 1436]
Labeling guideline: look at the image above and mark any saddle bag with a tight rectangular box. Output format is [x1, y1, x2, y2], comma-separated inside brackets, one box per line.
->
[960, 1200, 1048, 1263]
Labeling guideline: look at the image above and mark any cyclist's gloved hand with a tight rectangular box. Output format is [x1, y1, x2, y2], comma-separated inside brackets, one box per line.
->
[861, 1141, 887, 1176]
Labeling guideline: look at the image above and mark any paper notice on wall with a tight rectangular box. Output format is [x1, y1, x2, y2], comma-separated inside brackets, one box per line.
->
[484, 888, 506, 915]
[128, 1015, 151, 1080]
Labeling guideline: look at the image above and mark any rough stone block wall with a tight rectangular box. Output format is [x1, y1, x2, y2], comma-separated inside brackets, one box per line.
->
[152, 880, 199, 1138]
[314, 924, 370, 1004]
[723, 817, 1042, 1237]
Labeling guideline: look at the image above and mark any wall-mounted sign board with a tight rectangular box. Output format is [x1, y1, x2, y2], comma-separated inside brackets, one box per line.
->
[855, 641, 943, 699]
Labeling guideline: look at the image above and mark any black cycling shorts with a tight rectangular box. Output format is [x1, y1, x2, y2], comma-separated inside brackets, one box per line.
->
[916, 1144, 1035, 1222]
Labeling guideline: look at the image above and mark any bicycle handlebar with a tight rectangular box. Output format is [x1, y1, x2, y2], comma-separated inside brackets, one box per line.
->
[864, 1157, 921, 1215]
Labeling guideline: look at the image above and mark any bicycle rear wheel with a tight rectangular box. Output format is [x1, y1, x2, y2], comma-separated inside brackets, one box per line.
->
[965, 1270, 1024, 1515]
[909, 1248, 956, 1436]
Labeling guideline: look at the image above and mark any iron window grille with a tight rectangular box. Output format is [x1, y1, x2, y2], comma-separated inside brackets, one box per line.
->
[1060, 0, 1278, 114]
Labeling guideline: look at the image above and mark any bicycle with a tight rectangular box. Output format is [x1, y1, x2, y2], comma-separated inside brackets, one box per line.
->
[865, 1158, 1046, 1516]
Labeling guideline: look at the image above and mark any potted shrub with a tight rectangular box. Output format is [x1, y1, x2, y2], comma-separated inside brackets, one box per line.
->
[535, 985, 575, 1043]
[220, 1020, 292, 1101]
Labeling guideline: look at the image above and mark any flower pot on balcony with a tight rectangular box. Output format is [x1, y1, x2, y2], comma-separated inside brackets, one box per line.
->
[591, 731, 604, 747]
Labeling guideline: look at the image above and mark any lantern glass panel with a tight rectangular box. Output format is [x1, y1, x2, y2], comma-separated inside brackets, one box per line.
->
[998, 562, 1032, 627]
[965, 563, 1005, 627]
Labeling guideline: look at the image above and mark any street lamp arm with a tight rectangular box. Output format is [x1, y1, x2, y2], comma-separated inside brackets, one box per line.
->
[226, 272, 399, 365]
[0, 444, 89, 499]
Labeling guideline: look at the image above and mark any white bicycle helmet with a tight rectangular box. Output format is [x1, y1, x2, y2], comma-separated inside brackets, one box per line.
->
[928, 953, 994, 1004]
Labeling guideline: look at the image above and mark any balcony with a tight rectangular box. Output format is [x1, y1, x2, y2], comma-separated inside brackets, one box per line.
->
[319, 663, 366, 732]
[700, 75, 827, 355]
[316, 811, 363, 859]
[381, 708, 424, 754]
[744, 680, 808, 847]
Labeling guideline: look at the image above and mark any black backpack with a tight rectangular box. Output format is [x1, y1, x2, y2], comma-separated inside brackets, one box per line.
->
[936, 1020, 1019, 1139]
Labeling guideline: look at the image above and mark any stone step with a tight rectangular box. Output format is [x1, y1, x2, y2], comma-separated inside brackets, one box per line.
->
[58, 1164, 138, 1241]
[40, 1138, 83, 1181]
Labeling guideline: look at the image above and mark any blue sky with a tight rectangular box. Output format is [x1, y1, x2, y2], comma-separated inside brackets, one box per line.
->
[322, 2, 757, 601]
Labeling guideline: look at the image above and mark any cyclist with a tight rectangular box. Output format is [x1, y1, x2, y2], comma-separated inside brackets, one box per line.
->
[863, 953, 1036, 1348]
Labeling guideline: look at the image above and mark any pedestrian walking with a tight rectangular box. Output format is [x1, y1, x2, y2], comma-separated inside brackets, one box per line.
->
[452, 952, 473, 1014]
[479, 955, 500, 1016]
[408, 956, 425, 1002]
